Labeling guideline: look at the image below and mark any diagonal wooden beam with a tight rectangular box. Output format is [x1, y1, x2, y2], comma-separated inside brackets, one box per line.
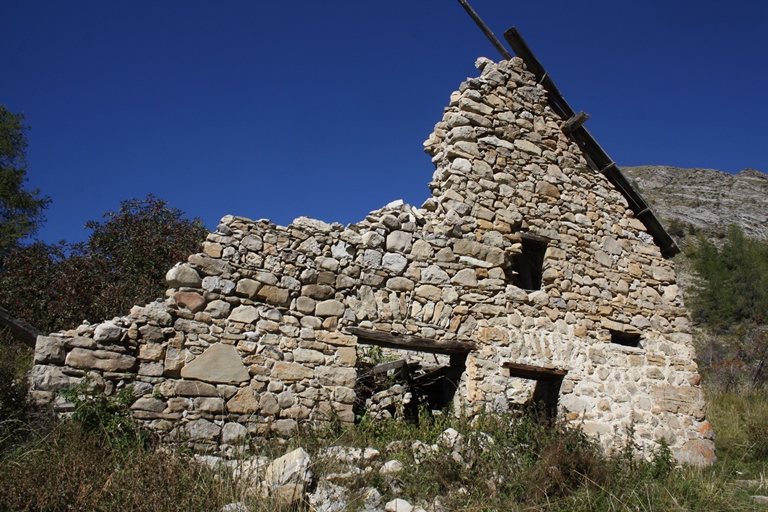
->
[503, 27, 680, 258]
[0, 306, 43, 348]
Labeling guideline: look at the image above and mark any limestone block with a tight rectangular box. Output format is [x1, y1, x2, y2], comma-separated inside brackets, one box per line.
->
[180, 343, 250, 384]
[184, 418, 221, 442]
[93, 322, 122, 343]
[235, 279, 261, 299]
[294, 348, 325, 364]
[173, 318, 209, 334]
[315, 331, 356, 347]
[277, 390, 295, 408]
[241, 234, 263, 251]
[382, 253, 408, 274]
[194, 397, 226, 413]
[173, 380, 219, 397]
[422, 264, 450, 284]
[414, 285, 442, 301]
[137, 325, 164, 344]
[139, 362, 164, 376]
[221, 422, 249, 445]
[131, 398, 166, 413]
[333, 386, 356, 404]
[315, 300, 345, 317]
[227, 387, 259, 414]
[188, 254, 231, 277]
[205, 300, 231, 319]
[256, 286, 291, 306]
[315, 366, 356, 388]
[271, 361, 313, 381]
[386, 231, 413, 253]
[174, 291, 206, 313]
[164, 346, 186, 376]
[301, 284, 334, 300]
[259, 393, 280, 415]
[387, 277, 414, 292]
[34, 336, 65, 365]
[202, 276, 236, 294]
[514, 139, 542, 155]
[453, 239, 505, 266]
[651, 266, 675, 282]
[65, 348, 136, 372]
[535, 180, 560, 198]
[228, 305, 259, 324]
[166, 264, 201, 288]
[29, 365, 78, 391]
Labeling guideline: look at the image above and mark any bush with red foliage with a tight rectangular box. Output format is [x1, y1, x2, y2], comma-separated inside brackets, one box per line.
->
[0, 195, 207, 333]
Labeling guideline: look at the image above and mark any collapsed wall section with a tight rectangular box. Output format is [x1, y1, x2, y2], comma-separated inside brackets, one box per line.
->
[30, 56, 714, 464]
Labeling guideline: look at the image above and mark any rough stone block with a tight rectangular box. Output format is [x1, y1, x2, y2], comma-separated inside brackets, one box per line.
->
[271, 362, 313, 381]
[180, 343, 250, 384]
[34, 336, 65, 365]
[65, 348, 136, 372]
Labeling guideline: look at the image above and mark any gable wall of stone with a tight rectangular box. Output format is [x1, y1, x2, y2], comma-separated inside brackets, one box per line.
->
[29, 57, 713, 464]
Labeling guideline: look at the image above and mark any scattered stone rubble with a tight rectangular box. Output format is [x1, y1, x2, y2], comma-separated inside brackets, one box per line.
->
[202, 427, 488, 511]
[30, 55, 714, 465]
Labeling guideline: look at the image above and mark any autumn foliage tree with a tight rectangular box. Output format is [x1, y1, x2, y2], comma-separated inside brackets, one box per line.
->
[0, 195, 207, 333]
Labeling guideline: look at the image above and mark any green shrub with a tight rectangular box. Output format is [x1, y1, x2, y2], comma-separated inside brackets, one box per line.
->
[60, 380, 148, 451]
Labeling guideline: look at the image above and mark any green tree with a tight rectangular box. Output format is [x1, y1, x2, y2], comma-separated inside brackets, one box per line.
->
[0, 195, 207, 333]
[689, 225, 768, 330]
[0, 106, 50, 262]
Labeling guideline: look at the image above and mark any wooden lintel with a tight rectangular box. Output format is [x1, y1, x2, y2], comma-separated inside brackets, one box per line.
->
[563, 111, 590, 134]
[503, 361, 567, 381]
[519, 232, 551, 244]
[346, 327, 476, 355]
[0, 306, 43, 348]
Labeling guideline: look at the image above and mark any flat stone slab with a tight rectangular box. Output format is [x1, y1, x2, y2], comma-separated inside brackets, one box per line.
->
[180, 343, 250, 384]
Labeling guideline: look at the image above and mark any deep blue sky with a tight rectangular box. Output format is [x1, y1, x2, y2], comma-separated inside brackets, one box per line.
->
[2, 1, 766, 244]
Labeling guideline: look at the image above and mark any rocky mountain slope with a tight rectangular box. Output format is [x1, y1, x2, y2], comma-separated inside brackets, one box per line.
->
[621, 166, 768, 240]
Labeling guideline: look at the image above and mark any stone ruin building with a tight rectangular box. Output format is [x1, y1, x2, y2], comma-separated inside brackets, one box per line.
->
[29, 33, 715, 465]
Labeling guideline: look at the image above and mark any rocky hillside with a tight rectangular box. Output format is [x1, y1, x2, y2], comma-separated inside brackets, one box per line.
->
[621, 166, 768, 240]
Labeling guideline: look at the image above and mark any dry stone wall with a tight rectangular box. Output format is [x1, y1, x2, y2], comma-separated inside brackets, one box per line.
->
[30, 56, 714, 465]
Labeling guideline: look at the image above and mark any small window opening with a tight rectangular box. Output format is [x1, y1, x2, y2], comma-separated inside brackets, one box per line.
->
[506, 235, 547, 290]
[503, 362, 567, 420]
[610, 330, 642, 348]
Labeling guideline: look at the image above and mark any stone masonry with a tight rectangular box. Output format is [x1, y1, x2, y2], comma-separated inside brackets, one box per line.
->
[30, 56, 715, 465]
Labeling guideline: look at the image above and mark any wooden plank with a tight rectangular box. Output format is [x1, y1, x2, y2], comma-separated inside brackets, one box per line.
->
[502, 361, 567, 381]
[563, 111, 590, 134]
[369, 359, 407, 375]
[346, 327, 476, 355]
[457, 0, 513, 60]
[0, 306, 43, 348]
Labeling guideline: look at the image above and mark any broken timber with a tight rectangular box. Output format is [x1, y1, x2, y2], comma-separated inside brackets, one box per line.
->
[0, 306, 43, 348]
[346, 327, 476, 355]
[503, 27, 679, 257]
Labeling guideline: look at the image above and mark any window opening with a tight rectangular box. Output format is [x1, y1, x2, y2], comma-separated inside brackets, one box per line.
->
[502, 362, 567, 420]
[506, 234, 548, 290]
[610, 329, 642, 348]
